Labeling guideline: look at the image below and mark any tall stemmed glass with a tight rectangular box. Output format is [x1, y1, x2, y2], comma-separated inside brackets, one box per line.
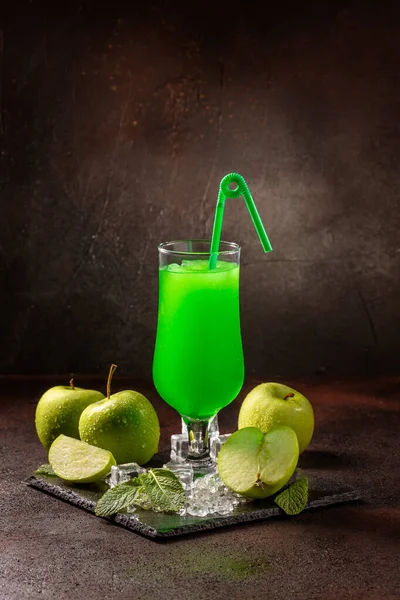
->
[153, 240, 244, 468]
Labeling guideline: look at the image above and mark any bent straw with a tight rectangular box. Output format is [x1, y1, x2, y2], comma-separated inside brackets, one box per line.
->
[209, 173, 272, 268]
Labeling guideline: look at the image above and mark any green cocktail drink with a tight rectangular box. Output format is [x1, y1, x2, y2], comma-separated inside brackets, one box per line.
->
[153, 173, 272, 469]
[153, 240, 244, 466]
[153, 259, 244, 421]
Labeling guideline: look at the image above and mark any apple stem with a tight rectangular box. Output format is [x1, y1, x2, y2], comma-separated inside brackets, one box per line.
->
[69, 378, 75, 390]
[283, 393, 295, 400]
[107, 364, 118, 399]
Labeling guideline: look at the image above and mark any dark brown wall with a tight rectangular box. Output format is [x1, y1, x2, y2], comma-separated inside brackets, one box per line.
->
[1, 1, 399, 378]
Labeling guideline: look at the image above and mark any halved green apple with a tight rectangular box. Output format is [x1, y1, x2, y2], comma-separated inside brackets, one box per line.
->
[217, 426, 299, 499]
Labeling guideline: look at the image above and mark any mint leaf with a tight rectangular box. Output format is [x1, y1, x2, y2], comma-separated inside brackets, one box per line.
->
[141, 469, 185, 513]
[274, 477, 308, 515]
[34, 464, 56, 476]
[95, 469, 185, 517]
[95, 478, 142, 517]
[128, 485, 153, 510]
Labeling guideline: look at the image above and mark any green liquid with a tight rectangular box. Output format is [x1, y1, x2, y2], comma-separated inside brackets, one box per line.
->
[153, 260, 244, 420]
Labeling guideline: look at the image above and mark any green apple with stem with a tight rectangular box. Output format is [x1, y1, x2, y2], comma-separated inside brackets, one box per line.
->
[35, 379, 105, 450]
[79, 365, 160, 465]
[218, 426, 299, 498]
[238, 382, 314, 454]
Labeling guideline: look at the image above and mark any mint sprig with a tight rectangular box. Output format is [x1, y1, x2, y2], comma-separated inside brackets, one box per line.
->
[274, 477, 308, 515]
[95, 469, 185, 517]
[34, 464, 56, 476]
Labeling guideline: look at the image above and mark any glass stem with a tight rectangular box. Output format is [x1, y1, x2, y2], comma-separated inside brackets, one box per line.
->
[183, 418, 211, 461]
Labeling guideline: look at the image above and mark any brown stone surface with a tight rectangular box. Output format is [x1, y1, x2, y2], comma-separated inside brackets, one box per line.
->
[0, 376, 399, 599]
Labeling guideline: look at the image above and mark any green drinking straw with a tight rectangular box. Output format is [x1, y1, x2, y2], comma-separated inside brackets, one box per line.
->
[209, 173, 272, 268]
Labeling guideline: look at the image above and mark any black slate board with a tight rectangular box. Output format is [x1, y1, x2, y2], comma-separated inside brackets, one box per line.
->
[26, 471, 360, 540]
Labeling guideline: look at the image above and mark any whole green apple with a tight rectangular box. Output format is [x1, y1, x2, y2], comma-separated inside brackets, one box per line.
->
[35, 380, 105, 450]
[238, 382, 314, 453]
[78, 366, 160, 465]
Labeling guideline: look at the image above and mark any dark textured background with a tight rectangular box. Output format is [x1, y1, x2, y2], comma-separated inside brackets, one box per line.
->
[0, 1, 399, 378]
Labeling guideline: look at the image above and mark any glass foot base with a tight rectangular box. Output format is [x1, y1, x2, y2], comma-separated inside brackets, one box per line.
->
[191, 462, 218, 478]
[169, 415, 233, 476]
[170, 416, 220, 465]
[186, 455, 216, 472]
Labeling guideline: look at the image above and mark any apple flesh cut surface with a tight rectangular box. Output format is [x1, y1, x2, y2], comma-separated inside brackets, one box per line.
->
[48, 434, 116, 483]
[217, 426, 299, 499]
[35, 386, 105, 450]
[79, 390, 160, 466]
[238, 382, 314, 454]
